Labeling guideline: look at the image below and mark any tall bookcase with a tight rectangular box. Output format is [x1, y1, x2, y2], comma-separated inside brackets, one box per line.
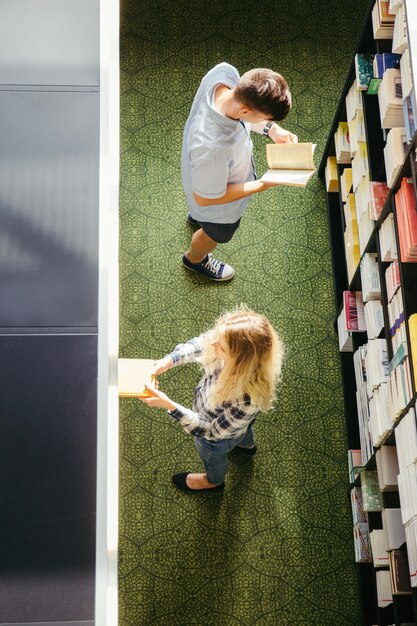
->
[319, 1, 417, 624]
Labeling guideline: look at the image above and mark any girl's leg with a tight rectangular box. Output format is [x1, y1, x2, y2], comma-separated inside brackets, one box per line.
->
[194, 438, 230, 485]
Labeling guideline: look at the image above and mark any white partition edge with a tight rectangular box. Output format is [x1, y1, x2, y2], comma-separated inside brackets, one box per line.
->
[96, 0, 120, 624]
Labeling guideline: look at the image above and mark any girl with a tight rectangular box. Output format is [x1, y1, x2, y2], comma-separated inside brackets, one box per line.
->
[139, 306, 284, 492]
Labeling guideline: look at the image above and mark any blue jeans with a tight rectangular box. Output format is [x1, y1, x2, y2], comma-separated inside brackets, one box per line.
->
[194, 427, 255, 485]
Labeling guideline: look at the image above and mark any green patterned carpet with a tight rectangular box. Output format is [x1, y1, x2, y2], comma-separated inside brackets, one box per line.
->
[119, 1, 368, 624]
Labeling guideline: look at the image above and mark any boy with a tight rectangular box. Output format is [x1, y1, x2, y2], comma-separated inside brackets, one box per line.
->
[182, 63, 297, 282]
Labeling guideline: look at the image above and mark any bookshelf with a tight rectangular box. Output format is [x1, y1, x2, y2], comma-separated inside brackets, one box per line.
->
[319, 1, 417, 624]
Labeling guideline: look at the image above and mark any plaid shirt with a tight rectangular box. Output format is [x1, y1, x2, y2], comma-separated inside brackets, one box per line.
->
[166, 335, 259, 441]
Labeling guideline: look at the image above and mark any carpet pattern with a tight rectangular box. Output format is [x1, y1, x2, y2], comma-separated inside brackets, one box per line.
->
[119, 1, 369, 624]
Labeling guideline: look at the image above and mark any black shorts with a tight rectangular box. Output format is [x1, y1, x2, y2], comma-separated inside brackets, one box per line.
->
[196, 218, 241, 243]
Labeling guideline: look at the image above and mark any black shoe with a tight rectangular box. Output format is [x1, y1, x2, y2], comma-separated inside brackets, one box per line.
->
[187, 212, 199, 226]
[182, 253, 235, 282]
[235, 445, 257, 456]
[172, 472, 225, 492]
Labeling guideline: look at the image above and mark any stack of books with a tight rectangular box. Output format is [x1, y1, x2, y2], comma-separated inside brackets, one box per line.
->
[394, 177, 417, 261]
[334, 121, 351, 164]
[400, 49, 416, 143]
[355, 178, 373, 253]
[379, 69, 404, 128]
[348, 449, 364, 482]
[361, 253, 381, 302]
[340, 167, 353, 202]
[337, 309, 353, 352]
[346, 82, 364, 156]
[395, 407, 417, 471]
[376, 570, 393, 607]
[376, 445, 400, 490]
[385, 260, 401, 303]
[354, 522, 372, 563]
[409, 314, 417, 389]
[355, 53, 374, 91]
[364, 300, 385, 339]
[354, 344, 373, 463]
[379, 213, 398, 261]
[388, 287, 407, 355]
[343, 291, 366, 331]
[392, 0, 407, 53]
[361, 469, 384, 511]
[325, 156, 338, 192]
[370, 527, 389, 567]
[384, 126, 407, 187]
[372, 0, 395, 39]
[388, 355, 413, 419]
[369, 181, 389, 220]
[382, 507, 406, 549]
[389, 549, 412, 594]
[344, 200, 361, 282]
[369, 380, 391, 445]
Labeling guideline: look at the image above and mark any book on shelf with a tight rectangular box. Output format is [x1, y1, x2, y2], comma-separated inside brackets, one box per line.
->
[384, 126, 407, 187]
[364, 300, 385, 339]
[352, 143, 369, 193]
[403, 90, 417, 144]
[387, 287, 407, 355]
[343, 290, 366, 331]
[361, 253, 381, 302]
[344, 222, 361, 283]
[380, 214, 398, 261]
[395, 407, 417, 472]
[404, 517, 417, 587]
[325, 156, 338, 192]
[376, 445, 400, 490]
[369, 181, 389, 220]
[348, 111, 366, 154]
[378, 68, 404, 128]
[382, 507, 406, 549]
[346, 81, 363, 123]
[409, 314, 417, 389]
[340, 167, 352, 202]
[118, 358, 156, 398]
[398, 461, 417, 525]
[394, 177, 417, 261]
[337, 309, 353, 352]
[358, 211, 374, 255]
[392, 0, 408, 54]
[344, 193, 357, 228]
[369, 381, 391, 446]
[385, 260, 401, 303]
[400, 48, 413, 100]
[376, 569, 393, 607]
[349, 449, 364, 483]
[354, 522, 372, 563]
[260, 142, 316, 187]
[355, 53, 374, 90]
[370, 527, 390, 567]
[334, 122, 351, 164]
[361, 469, 384, 511]
[351, 486, 367, 523]
[372, 0, 395, 39]
[388, 356, 413, 418]
[389, 549, 412, 594]
[389, 0, 403, 14]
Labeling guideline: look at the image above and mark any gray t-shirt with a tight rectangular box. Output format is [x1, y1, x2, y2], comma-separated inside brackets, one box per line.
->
[181, 63, 256, 224]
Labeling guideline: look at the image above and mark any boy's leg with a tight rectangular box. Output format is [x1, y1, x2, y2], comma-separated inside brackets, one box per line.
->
[185, 228, 217, 264]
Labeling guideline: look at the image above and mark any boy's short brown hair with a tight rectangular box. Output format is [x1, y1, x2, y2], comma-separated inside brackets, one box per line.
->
[235, 68, 292, 121]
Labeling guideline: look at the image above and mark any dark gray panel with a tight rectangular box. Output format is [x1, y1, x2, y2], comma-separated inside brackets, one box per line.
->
[0, 334, 97, 622]
[0, 0, 99, 86]
[0, 91, 99, 328]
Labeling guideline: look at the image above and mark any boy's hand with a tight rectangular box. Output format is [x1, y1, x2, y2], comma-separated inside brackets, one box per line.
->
[138, 384, 176, 411]
[153, 356, 173, 376]
[269, 124, 298, 144]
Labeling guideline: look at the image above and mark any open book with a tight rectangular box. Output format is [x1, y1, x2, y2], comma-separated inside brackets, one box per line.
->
[260, 142, 316, 187]
[118, 358, 156, 398]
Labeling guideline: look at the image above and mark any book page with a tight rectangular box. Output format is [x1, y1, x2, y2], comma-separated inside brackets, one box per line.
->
[266, 142, 316, 170]
[118, 358, 156, 397]
[260, 168, 315, 187]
